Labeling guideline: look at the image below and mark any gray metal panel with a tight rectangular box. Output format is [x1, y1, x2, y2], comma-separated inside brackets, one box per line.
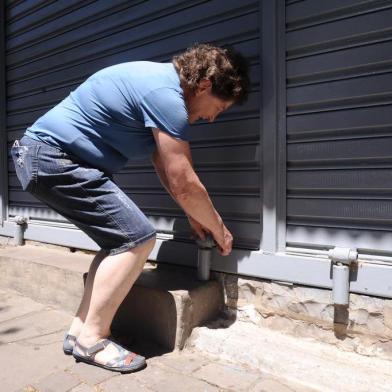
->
[286, 1, 392, 254]
[261, 0, 287, 253]
[3, 219, 392, 299]
[6, 0, 261, 251]
[0, 0, 8, 225]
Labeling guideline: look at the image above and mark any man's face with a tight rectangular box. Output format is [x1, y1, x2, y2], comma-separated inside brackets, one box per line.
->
[186, 80, 233, 124]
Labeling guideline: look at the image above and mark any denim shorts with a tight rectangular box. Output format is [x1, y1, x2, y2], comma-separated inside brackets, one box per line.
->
[10, 135, 156, 256]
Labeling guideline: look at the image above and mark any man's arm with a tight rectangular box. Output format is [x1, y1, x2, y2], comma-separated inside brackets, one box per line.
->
[151, 128, 232, 255]
[152, 149, 209, 240]
[151, 149, 179, 202]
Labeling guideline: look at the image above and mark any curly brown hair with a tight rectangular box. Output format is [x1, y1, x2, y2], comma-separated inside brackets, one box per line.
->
[172, 43, 250, 105]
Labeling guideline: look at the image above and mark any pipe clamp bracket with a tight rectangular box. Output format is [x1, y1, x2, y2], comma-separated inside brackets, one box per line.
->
[328, 246, 358, 265]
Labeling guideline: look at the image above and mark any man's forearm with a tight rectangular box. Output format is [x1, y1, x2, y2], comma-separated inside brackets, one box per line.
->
[174, 183, 223, 236]
[153, 161, 179, 203]
[153, 158, 223, 235]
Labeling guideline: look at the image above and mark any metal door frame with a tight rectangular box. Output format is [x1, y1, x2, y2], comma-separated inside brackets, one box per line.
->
[0, 1, 8, 227]
[260, 0, 287, 253]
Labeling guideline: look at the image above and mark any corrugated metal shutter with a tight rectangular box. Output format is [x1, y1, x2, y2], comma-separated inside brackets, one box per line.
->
[6, 1, 261, 250]
[286, 0, 392, 253]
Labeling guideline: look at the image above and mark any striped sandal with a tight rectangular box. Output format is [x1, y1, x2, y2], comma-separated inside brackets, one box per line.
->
[63, 331, 132, 356]
[72, 338, 146, 373]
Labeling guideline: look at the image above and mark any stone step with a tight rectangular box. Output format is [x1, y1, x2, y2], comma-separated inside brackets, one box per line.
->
[188, 319, 392, 392]
[0, 244, 223, 351]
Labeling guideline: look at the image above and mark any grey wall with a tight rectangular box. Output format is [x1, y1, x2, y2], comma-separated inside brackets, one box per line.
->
[2, 1, 392, 294]
[285, 0, 392, 254]
[5, 0, 261, 250]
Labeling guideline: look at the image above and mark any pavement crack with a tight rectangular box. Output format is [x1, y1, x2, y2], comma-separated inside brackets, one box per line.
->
[4, 328, 66, 345]
[0, 309, 46, 325]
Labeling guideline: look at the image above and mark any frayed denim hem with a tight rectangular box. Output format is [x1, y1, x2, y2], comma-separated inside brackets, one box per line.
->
[105, 231, 156, 256]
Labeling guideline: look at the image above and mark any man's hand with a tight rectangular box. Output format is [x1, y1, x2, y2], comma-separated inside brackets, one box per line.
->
[189, 215, 233, 256]
[214, 224, 233, 256]
[187, 215, 210, 241]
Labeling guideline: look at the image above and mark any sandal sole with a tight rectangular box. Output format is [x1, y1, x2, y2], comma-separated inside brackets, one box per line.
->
[73, 353, 146, 374]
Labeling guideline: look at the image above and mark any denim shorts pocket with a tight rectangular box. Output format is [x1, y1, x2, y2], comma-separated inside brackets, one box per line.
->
[36, 144, 79, 176]
[11, 140, 39, 192]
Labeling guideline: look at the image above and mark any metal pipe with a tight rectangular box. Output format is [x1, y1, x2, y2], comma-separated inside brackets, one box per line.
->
[14, 216, 28, 246]
[328, 247, 358, 306]
[332, 264, 350, 305]
[287, 246, 392, 265]
[196, 235, 215, 281]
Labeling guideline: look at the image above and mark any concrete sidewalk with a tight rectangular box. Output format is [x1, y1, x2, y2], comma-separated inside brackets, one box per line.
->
[0, 288, 311, 392]
[3, 242, 391, 391]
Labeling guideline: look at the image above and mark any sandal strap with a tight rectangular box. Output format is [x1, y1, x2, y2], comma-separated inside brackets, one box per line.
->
[65, 334, 77, 342]
[74, 337, 143, 369]
[95, 339, 136, 367]
[106, 340, 128, 355]
[106, 351, 137, 367]
[75, 338, 110, 357]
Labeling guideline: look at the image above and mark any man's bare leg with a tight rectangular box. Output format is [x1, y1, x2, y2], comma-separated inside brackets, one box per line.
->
[74, 237, 156, 364]
[67, 249, 108, 338]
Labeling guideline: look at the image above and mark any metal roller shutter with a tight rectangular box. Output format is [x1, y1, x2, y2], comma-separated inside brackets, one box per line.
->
[286, 0, 392, 254]
[6, 0, 261, 251]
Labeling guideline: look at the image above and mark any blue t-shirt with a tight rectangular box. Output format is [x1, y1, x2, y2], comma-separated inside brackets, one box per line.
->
[25, 62, 189, 174]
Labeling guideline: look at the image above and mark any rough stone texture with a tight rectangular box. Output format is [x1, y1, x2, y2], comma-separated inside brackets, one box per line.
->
[66, 361, 115, 386]
[250, 378, 302, 392]
[69, 384, 98, 392]
[0, 330, 75, 392]
[98, 374, 151, 391]
[188, 320, 392, 392]
[383, 305, 392, 329]
[30, 370, 81, 392]
[131, 363, 219, 392]
[151, 352, 210, 374]
[0, 308, 70, 344]
[212, 271, 392, 361]
[192, 362, 260, 391]
[0, 289, 45, 322]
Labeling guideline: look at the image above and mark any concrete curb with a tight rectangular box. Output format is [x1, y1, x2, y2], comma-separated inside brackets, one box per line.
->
[0, 245, 90, 313]
[187, 317, 392, 392]
[0, 244, 224, 351]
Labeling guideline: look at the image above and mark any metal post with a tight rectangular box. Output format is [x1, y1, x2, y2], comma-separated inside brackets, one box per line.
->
[196, 235, 216, 281]
[260, 0, 287, 253]
[328, 247, 358, 305]
[14, 216, 28, 246]
[0, 1, 9, 226]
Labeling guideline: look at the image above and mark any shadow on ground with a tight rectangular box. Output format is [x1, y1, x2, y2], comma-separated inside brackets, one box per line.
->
[111, 331, 170, 359]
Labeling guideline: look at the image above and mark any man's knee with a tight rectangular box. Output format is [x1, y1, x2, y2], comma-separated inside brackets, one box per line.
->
[143, 235, 156, 251]
[134, 234, 156, 255]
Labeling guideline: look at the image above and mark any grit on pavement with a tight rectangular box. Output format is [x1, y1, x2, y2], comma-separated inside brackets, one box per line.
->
[0, 288, 310, 392]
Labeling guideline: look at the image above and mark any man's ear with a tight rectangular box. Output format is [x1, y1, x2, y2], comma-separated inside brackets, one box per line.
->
[196, 79, 212, 94]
